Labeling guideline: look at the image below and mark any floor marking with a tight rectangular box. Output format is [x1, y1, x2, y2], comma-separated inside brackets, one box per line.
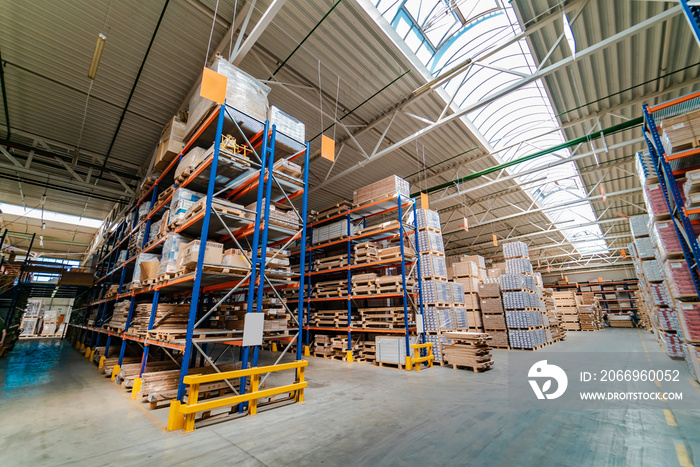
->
[675, 443, 693, 467]
[664, 409, 677, 426]
[654, 380, 662, 388]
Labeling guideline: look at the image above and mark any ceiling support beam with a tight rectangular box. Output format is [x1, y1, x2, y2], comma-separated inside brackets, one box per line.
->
[311, 5, 682, 193]
[232, 0, 288, 66]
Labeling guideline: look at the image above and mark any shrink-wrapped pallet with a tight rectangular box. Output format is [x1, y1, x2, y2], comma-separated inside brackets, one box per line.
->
[185, 56, 270, 141]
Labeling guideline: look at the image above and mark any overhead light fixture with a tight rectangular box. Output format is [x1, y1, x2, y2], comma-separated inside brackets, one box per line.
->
[42, 222, 46, 230]
[88, 33, 107, 80]
[40, 235, 44, 247]
[562, 12, 576, 59]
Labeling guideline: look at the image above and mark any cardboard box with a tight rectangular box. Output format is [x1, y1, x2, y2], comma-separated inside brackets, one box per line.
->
[178, 240, 223, 269]
[479, 283, 500, 298]
[452, 261, 479, 278]
[455, 277, 479, 293]
[154, 117, 186, 170]
[464, 293, 480, 309]
[140, 261, 160, 281]
[223, 248, 250, 268]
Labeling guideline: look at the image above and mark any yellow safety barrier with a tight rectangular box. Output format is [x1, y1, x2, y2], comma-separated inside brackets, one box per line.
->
[167, 360, 308, 432]
[111, 364, 121, 382]
[131, 377, 142, 399]
[303, 345, 310, 357]
[98, 356, 106, 369]
[84, 347, 91, 359]
[410, 343, 434, 371]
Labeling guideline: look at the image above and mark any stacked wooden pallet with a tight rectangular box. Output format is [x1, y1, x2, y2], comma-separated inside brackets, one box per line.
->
[377, 275, 415, 294]
[138, 362, 242, 400]
[312, 200, 353, 222]
[358, 307, 413, 329]
[442, 331, 494, 372]
[352, 273, 378, 294]
[313, 334, 332, 357]
[353, 241, 380, 263]
[116, 361, 180, 388]
[310, 309, 358, 327]
[127, 303, 191, 336]
[314, 254, 348, 271]
[358, 340, 376, 363]
[313, 279, 347, 298]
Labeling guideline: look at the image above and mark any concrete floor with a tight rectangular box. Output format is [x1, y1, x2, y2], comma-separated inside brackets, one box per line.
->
[1, 330, 699, 466]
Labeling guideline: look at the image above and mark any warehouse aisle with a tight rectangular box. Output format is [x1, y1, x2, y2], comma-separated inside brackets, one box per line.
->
[1, 331, 699, 466]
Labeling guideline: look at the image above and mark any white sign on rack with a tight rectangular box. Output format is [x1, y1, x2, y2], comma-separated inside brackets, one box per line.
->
[242, 313, 264, 347]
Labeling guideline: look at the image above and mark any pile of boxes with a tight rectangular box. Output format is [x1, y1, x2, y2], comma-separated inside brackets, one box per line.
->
[352, 175, 410, 207]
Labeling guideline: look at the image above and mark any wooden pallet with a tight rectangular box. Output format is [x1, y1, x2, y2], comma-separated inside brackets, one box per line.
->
[156, 272, 177, 283]
[175, 264, 248, 277]
[374, 361, 405, 370]
[441, 361, 493, 372]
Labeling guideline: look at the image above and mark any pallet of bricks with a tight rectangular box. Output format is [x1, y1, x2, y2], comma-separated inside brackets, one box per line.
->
[630, 212, 687, 358]
[500, 241, 551, 350]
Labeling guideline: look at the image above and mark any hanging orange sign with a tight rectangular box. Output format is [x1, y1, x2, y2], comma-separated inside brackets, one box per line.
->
[200, 67, 227, 104]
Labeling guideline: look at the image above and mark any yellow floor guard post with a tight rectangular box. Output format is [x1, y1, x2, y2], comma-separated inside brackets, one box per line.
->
[296, 365, 306, 403]
[131, 377, 142, 399]
[405, 355, 413, 371]
[346, 350, 354, 362]
[98, 356, 106, 369]
[271, 342, 278, 352]
[166, 400, 185, 431]
[84, 347, 91, 358]
[410, 343, 434, 372]
[111, 364, 120, 382]
[303, 345, 310, 357]
[249, 374, 261, 415]
[184, 382, 200, 433]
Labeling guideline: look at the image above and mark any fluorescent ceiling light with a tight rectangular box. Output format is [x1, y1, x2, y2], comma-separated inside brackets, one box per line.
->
[0, 203, 103, 229]
[562, 12, 576, 59]
[88, 33, 107, 80]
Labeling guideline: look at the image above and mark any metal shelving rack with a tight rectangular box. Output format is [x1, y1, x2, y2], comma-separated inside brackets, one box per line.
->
[642, 91, 700, 298]
[302, 196, 425, 368]
[68, 100, 310, 420]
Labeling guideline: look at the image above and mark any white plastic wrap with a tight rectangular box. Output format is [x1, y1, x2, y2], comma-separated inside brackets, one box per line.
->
[174, 147, 207, 181]
[185, 56, 270, 140]
[268, 105, 305, 143]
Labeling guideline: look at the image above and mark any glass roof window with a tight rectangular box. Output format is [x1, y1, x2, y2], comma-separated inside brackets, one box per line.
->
[370, 0, 608, 256]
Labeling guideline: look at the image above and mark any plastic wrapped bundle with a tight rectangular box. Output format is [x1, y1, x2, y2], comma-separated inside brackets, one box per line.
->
[169, 188, 204, 225]
[656, 309, 680, 333]
[684, 169, 700, 199]
[421, 279, 451, 304]
[503, 241, 529, 258]
[677, 303, 700, 343]
[502, 291, 540, 309]
[505, 258, 533, 275]
[505, 310, 543, 328]
[643, 259, 665, 282]
[417, 229, 444, 254]
[508, 329, 546, 349]
[268, 105, 305, 148]
[643, 184, 670, 217]
[174, 147, 207, 181]
[629, 215, 650, 238]
[635, 151, 656, 186]
[424, 334, 446, 362]
[138, 202, 152, 221]
[409, 208, 442, 231]
[148, 220, 162, 243]
[652, 222, 682, 259]
[450, 282, 465, 305]
[500, 273, 526, 291]
[420, 253, 447, 278]
[665, 260, 697, 297]
[453, 308, 468, 328]
[634, 236, 655, 260]
[649, 282, 674, 307]
[157, 233, 191, 276]
[131, 253, 160, 285]
[117, 250, 128, 264]
[185, 56, 270, 141]
[423, 306, 453, 331]
[658, 331, 684, 358]
[352, 175, 410, 206]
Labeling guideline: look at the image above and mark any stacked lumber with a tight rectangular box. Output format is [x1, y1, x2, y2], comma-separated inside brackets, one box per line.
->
[554, 290, 580, 331]
[378, 245, 416, 261]
[578, 304, 604, 331]
[313, 279, 347, 298]
[104, 300, 130, 331]
[543, 289, 566, 341]
[358, 307, 414, 329]
[138, 362, 242, 399]
[116, 361, 180, 388]
[353, 241, 380, 263]
[314, 254, 348, 271]
[330, 337, 362, 360]
[442, 331, 494, 372]
[101, 356, 140, 375]
[105, 284, 120, 298]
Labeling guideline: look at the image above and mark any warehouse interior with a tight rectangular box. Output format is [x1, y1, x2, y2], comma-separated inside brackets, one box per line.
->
[1, 0, 700, 465]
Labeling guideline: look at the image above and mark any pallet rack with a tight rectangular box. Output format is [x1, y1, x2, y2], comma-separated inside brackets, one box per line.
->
[67, 100, 310, 422]
[642, 90, 700, 359]
[302, 196, 425, 368]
